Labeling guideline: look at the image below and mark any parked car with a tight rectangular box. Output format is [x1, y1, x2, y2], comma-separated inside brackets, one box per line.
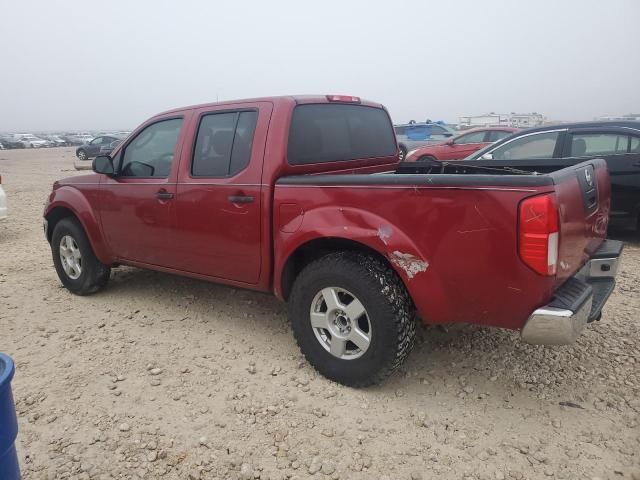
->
[76, 135, 124, 160]
[0, 141, 4, 150]
[14, 134, 49, 148]
[395, 121, 457, 160]
[0, 136, 24, 149]
[44, 94, 621, 386]
[66, 133, 95, 146]
[462, 121, 640, 230]
[41, 135, 68, 147]
[0, 175, 7, 221]
[405, 127, 518, 162]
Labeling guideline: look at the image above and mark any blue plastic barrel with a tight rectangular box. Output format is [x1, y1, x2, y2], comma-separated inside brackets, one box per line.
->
[0, 353, 20, 479]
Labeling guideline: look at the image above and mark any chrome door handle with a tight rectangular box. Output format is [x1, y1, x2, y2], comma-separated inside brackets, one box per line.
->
[227, 195, 254, 204]
[156, 189, 174, 200]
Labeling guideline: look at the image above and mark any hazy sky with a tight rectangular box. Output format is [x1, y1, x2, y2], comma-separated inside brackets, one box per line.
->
[1, 0, 639, 131]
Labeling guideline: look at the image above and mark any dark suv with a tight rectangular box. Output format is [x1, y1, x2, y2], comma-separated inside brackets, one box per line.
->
[463, 121, 640, 230]
[76, 135, 124, 161]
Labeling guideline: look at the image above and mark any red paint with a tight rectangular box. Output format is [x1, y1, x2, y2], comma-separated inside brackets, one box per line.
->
[405, 127, 518, 161]
[44, 96, 609, 332]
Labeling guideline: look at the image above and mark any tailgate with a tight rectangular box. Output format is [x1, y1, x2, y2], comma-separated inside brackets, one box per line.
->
[549, 158, 611, 285]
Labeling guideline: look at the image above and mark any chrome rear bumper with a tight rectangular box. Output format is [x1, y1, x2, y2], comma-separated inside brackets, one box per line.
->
[521, 240, 623, 345]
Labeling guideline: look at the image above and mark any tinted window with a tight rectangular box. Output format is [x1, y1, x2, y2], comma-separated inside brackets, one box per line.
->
[491, 132, 559, 160]
[120, 118, 183, 178]
[487, 130, 513, 142]
[455, 131, 486, 144]
[90, 137, 103, 145]
[569, 133, 629, 157]
[288, 104, 396, 165]
[192, 110, 258, 177]
[430, 125, 449, 136]
[630, 136, 640, 153]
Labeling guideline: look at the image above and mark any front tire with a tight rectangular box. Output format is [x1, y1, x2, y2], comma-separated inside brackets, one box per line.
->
[288, 252, 416, 387]
[76, 149, 87, 160]
[51, 218, 110, 295]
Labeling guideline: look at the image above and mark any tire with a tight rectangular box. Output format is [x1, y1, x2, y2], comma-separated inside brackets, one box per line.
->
[51, 217, 110, 295]
[77, 149, 87, 160]
[288, 252, 416, 387]
[418, 155, 437, 163]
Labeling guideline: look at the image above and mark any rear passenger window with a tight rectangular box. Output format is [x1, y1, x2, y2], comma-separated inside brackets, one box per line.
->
[631, 136, 640, 153]
[487, 130, 513, 142]
[192, 111, 258, 177]
[288, 104, 397, 165]
[570, 133, 629, 157]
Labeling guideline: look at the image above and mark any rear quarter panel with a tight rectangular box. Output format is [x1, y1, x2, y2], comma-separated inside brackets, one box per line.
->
[274, 181, 557, 330]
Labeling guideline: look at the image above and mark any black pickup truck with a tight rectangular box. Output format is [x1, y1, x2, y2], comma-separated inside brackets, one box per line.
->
[458, 121, 640, 231]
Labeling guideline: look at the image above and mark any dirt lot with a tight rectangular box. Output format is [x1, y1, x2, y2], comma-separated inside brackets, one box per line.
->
[1, 147, 638, 480]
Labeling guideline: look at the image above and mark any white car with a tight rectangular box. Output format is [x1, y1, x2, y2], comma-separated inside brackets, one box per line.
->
[14, 134, 49, 148]
[0, 176, 7, 221]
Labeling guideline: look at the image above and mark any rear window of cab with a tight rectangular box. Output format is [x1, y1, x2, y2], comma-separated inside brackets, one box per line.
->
[287, 104, 397, 165]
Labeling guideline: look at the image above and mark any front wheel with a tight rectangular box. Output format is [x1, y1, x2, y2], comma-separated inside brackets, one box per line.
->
[51, 218, 110, 295]
[76, 149, 87, 160]
[288, 252, 416, 387]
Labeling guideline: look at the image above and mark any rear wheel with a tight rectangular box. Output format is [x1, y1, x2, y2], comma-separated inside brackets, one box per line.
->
[51, 218, 110, 295]
[288, 252, 416, 387]
[418, 155, 437, 163]
[76, 149, 87, 160]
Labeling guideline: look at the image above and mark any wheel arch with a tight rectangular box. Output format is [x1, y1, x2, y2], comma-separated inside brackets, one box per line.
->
[45, 191, 111, 264]
[279, 237, 406, 302]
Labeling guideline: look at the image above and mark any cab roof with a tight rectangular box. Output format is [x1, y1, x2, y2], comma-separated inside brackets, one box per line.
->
[154, 95, 385, 117]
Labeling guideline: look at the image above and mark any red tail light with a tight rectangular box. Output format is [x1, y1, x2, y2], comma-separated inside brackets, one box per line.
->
[518, 193, 559, 276]
[326, 95, 361, 103]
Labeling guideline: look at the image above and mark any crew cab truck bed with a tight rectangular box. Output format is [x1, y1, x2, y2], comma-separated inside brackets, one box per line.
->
[43, 95, 622, 387]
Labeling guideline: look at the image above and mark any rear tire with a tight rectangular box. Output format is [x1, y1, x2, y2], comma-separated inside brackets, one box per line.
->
[288, 252, 416, 387]
[51, 218, 110, 295]
[418, 155, 438, 163]
[77, 149, 87, 160]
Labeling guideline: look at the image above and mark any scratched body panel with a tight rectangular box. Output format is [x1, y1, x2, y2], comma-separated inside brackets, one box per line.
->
[273, 183, 561, 329]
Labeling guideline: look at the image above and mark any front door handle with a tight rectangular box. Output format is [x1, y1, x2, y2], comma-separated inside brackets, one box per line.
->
[227, 195, 254, 204]
[156, 189, 174, 200]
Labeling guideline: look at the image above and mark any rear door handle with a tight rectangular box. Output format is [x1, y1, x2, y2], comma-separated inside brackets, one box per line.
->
[227, 195, 254, 204]
[156, 189, 174, 200]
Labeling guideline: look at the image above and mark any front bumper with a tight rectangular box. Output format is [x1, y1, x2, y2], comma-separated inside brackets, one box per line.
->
[521, 240, 623, 345]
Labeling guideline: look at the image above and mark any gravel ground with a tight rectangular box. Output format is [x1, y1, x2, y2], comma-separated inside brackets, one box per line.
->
[1, 147, 638, 480]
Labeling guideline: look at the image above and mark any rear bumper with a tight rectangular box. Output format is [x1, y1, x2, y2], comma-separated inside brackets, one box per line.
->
[521, 240, 623, 345]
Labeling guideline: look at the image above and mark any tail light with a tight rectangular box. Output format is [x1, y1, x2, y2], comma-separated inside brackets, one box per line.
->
[518, 193, 559, 276]
[326, 95, 361, 103]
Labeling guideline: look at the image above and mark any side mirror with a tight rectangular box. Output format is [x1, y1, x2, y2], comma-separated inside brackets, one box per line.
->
[445, 139, 454, 146]
[93, 155, 115, 176]
[481, 153, 494, 160]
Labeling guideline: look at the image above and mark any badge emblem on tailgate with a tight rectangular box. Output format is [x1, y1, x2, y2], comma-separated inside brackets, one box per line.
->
[584, 169, 593, 187]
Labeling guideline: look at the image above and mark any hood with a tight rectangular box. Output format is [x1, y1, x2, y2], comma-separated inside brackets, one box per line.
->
[54, 173, 98, 187]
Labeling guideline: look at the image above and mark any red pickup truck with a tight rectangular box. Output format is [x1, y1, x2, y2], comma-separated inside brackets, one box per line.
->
[44, 95, 623, 386]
